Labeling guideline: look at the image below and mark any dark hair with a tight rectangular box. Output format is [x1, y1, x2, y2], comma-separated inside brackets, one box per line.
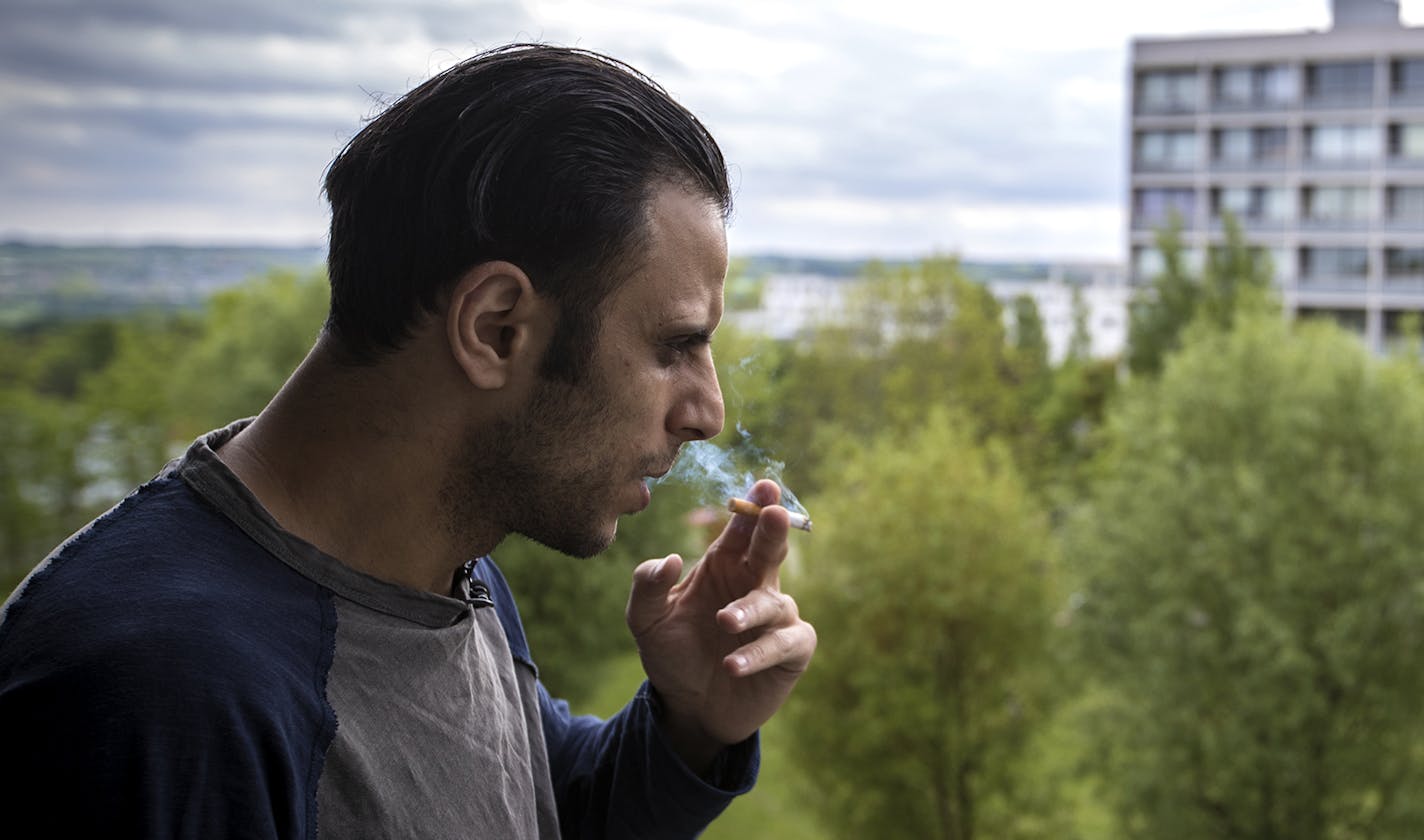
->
[322, 44, 732, 380]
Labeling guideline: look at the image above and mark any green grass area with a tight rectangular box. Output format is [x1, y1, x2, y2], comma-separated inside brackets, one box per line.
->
[576, 653, 824, 839]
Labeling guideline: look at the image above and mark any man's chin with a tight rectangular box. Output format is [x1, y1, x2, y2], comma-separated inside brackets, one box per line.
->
[524, 520, 618, 559]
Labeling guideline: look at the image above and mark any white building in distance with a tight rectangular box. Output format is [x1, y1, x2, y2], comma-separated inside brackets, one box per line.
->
[724, 262, 1130, 362]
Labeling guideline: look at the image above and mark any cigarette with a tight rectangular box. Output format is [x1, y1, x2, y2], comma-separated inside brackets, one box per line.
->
[726, 497, 813, 532]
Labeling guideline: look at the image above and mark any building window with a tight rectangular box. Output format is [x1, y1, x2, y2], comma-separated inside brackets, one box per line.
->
[1134, 188, 1196, 226]
[1214, 128, 1252, 163]
[1306, 124, 1380, 162]
[1213, 63, 1296, 108]
[1305, 60, 1375, 105]
[1133, 246, 1163, 280]
[1303, 186, 1374, 223]
[1392, 58, 1424, 101]
[1300, 247, 1369, 279]
[1211, 127, 1288, 166]
[1270, 247, 1291, 277]
[1389, 123, 1424, 159]
[1212, 186, 1292, 222]
[1255, 127, 1289, 162]
[1132, 245, 1201, 280]
[1137, 69, 1199, 113]
[1136, 130, 1198, 170]
[1215, 66, 1252, 107]
[1386, 247, 1424, 276]
[1387, 186, 1424, 222]
[1259, 64, 1297, 106]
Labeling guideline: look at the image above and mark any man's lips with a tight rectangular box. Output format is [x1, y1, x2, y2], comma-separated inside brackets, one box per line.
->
[643, 455, 680, 482]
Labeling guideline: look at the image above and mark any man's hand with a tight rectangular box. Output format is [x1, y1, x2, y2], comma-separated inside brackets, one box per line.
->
[625, 479, 818, 772]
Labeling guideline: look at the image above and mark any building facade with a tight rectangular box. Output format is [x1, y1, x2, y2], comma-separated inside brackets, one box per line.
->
[1128, 0, 1424, 350]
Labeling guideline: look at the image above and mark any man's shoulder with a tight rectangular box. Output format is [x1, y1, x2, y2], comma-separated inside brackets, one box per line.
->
[0, 473, 337, 837]
[0, 473, 335, 704]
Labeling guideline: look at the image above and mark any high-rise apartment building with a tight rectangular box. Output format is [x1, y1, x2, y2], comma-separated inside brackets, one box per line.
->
[1128, 0, 1424, 349]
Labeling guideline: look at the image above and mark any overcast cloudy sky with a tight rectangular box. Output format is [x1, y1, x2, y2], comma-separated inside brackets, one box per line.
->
[3, 0, 1421, 260]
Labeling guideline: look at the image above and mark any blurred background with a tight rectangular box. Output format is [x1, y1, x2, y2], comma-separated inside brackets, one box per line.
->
[5, 1, 1424, 837]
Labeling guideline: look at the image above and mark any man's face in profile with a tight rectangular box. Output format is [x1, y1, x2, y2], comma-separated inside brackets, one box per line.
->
[444, 182, 728, 557]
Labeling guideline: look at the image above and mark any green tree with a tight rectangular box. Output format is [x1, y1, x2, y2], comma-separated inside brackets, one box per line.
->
[0, 318, 129, 591]
[769, 257, 1048, 494]
[1199, 213, 1275, 331]
[1124, 217, 1197, 377]
[787, 410, 1058, 840]
[79, 313, 203, 487]
[167, 268, 329, 435]
[1010, 293, 1049, 368]
[1065, 284, 1092, 363]
[0, 388, 96, 591]
[1067, 313, 1424, 839]
[1126, 213, 1275, 378]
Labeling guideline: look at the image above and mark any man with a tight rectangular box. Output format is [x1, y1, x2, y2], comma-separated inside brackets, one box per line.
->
[0, 44, 817, 838]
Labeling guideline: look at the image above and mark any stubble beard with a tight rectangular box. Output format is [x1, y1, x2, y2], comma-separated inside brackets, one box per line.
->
[440, 371, 621, 560]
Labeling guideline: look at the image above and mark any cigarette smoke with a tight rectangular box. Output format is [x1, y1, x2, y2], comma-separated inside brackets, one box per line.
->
[659, 422, 810, 518]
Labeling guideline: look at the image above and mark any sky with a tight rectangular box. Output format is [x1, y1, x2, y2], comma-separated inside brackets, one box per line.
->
[2, 0, 1421, 261]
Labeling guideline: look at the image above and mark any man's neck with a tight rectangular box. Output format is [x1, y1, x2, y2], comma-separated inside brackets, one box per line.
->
[216, 340, 503, 595]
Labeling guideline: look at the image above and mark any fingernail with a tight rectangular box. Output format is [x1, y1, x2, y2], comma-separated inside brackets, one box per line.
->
[731, 607, 746, 628]
[730, 655, 748, 673]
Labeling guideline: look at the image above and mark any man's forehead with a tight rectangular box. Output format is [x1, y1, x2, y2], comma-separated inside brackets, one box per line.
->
[610, 187, 727, 317]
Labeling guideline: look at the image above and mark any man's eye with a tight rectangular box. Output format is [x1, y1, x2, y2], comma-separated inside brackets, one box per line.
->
[661, 333, 712, 362]
[676, 333, 712, 351]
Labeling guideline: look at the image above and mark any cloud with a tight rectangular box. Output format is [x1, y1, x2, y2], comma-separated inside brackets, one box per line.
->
[2, 0, 1419, 256]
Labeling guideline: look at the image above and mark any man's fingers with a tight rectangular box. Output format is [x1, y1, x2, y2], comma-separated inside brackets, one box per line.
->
[717, 589, 798, 634]
[723, 621, 818, 677]
[625, 554, 683, 634]
[746, 479, 781, 508]
[744, 507, 790, 583]
[710, 479, 784, 556]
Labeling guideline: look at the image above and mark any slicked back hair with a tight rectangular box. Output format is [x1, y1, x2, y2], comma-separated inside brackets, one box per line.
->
[322, 44, 732, 381]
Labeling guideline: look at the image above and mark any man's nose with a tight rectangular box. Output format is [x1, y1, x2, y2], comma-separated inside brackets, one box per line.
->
[671, 360, 724, 443]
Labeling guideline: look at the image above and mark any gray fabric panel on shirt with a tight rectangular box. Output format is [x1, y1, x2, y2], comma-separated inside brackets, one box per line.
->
[317, 598, 558, 839]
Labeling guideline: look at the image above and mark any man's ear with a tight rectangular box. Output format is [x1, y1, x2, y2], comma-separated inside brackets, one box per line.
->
[446, 261, 545, 389]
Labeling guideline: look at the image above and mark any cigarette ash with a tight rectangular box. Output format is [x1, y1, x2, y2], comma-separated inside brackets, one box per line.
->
[658, 423, 810, 518]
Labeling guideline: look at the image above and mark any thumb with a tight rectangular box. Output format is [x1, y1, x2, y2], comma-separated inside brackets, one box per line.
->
[626, 554, 683, 635]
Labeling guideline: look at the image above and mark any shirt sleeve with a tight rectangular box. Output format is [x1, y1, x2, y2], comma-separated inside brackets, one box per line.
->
[0, 499, 337, 840]
[539, 679, 760, 839]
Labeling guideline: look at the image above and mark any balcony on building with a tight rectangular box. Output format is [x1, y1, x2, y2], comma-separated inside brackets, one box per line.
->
[1298, 246, 1371, 291]
[1211, 63, 1299, 112]
[1391, 57, 1424, 106]
[1132, 188, 1196, 230]
[1135, 68, 1200, 115]
[1134, 129, 1199, 172]
[1385, 246, 1424, 293]
[1304, 123, 1380, 170]
[1385, 185, 1424, 230]
[1210, 126, 1289, 172]
[1130, 244, 1202, 285]
[1387, 122, 1424, 169]
[1210, 186, 1293, 232]
[1301, 185, 1376, 230]
[1304, 60, 1376, 109]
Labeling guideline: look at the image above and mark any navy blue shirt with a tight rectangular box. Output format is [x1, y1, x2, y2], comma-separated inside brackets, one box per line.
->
[0, 422, 757, 838]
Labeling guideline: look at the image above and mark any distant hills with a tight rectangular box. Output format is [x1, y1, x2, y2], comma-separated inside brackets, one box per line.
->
[0, 242, 326, 327]
[0, 242, 1120, 328]
[741, 254, 1119, 285]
